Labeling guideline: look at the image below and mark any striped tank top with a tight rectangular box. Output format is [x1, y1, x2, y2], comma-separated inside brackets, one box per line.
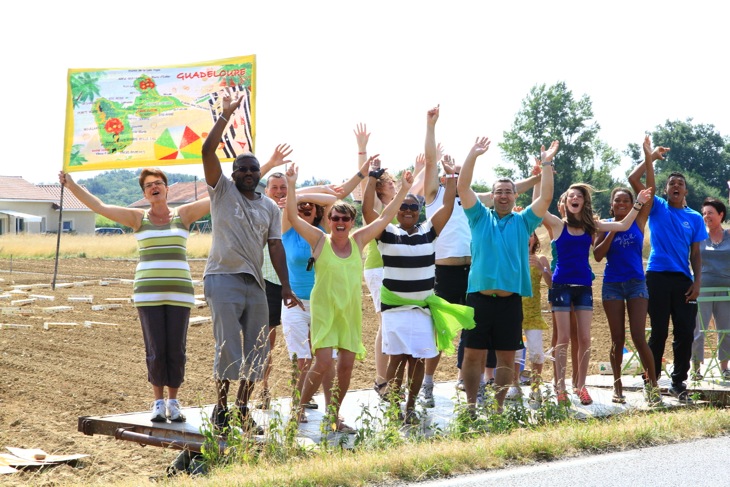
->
[133, 209, 194, 308]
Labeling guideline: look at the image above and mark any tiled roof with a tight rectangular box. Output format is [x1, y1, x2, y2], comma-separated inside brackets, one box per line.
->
[37, 184, 92, 211]
[0, 176, 56, 201]
[129, 180, 209, 208]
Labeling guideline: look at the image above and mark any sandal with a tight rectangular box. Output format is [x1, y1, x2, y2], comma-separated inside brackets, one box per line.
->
[612, 393, 626, 404]
[578, 387, 593, 405]
[255, 387, 272, 410]
[335, 420, 356, 434]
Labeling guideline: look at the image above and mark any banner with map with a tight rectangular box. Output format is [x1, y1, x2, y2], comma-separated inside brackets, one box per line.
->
[62, 55, 255, 173]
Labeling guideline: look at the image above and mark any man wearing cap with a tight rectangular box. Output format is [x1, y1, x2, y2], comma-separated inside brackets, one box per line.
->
[201, 88, 301, 433]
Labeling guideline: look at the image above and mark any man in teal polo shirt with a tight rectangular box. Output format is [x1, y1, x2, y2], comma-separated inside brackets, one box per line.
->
[457, 137, 558, 411]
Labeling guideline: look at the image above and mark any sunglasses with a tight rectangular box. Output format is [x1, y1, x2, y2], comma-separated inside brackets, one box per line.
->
[234, 166, 260, 173]
[298, 202, 314, 210]
[329, 215, 352, 222]
[400, 203, 420, 211]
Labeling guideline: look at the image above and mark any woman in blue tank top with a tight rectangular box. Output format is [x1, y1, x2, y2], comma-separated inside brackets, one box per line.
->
[543, 183, 652, 406]
[594, 187, 660, 406]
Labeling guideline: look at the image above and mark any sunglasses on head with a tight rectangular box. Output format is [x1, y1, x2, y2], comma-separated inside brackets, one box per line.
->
[400, 203, 420, 212]
[329, 215, 352, 222]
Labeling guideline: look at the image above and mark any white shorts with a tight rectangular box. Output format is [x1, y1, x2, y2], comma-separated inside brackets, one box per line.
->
[364, 267, 384, 312]
[281, 300, 313, 360]
[381, 308, 438, 359]
[524, 329, 545, 365]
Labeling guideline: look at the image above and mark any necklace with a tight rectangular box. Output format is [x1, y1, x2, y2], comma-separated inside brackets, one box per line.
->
[710, 230, 725, 247]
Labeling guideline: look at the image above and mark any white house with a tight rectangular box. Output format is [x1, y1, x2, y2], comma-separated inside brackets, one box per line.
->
[0, 176, 95, 234]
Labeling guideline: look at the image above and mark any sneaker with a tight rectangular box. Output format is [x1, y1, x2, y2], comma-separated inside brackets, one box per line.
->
[301, 399, 319, 409]
[643, 385, 663, 407]
[404, 409, 420, 425]
[420, 383, 435, 408]
[476, 382, 486, 406]
[505, 386, 523, 401]
[151, 399, 167, 422]
[578, 387, 593, 405]
[211, 405, 229, 432]
[455, 379, 465, 391]
[668, 383, 693, 403]
[485, 378, 495, 388]
[723, 369, 730, 380]
[166, 399, 186, 423]
[233, 405, 265, 435]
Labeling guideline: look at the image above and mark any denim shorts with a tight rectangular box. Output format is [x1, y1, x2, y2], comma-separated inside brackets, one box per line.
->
[549, 284, 593, 311]
[601, 278, 649, 301]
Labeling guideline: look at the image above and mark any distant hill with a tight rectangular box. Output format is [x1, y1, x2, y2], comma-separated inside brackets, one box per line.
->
[77, 169, 200, 206]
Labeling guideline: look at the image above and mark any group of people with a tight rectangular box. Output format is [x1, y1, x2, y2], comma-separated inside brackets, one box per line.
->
[59, 91, 729, 434]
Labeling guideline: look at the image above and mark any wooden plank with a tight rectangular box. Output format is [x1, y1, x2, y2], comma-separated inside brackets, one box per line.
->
[105, 297, 132, 304]
[10, 298, 36, 306]
[43, 322, 79, 330]
[68, 295, 94, 303]
[91, 304, 122, 311]
[0, 324, 33, 330]
[29, 294, 55, 301]
[1, 307, 31, 316]
[84, 321, 120, 327]
[189, 316, 211, 326]
[41, 306, 74, 314]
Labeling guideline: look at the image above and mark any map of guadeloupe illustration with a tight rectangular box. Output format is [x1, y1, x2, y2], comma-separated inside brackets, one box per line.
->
[63, 55, 256, 173]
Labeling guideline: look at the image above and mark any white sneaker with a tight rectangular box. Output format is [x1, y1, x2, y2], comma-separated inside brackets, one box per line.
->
[476, 383, 486, 406]
[420, 383, 435, 408]
[166, 399, 186, 422]
[528, 389, 542, 403]
[151, 399, 166, 422]
[505, 386, 523, 401]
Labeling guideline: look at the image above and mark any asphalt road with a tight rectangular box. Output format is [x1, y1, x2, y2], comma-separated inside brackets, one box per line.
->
[413, 436, 730, 487]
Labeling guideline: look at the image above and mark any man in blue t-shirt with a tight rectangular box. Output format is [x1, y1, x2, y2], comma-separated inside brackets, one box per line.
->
[629, 136, 707, 402]
[457, 137, 558, 411]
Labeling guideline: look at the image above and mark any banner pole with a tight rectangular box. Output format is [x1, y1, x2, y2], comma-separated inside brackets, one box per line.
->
[52, 184, 64, 290]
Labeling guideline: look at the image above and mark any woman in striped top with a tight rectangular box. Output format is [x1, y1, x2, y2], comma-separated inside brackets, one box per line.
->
[59, 169, 210, 423]
[362, 156, 468, 423]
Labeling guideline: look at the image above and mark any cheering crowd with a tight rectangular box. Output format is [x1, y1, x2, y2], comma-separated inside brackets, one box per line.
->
[60, 89, 729, 435]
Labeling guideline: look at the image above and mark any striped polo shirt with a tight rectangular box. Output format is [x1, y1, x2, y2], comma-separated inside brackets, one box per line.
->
[133, 209, 195, 308]
[377, 221, 438, 312]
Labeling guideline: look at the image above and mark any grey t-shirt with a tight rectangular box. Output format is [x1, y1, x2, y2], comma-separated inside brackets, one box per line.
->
[203, 175, 282, 290]
[700, 230, 730, 288]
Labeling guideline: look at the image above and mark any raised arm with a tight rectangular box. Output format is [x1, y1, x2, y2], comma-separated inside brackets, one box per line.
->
[335, 157, 370, 200]
[354, 123, 370, 197]
[281, 192, 338, 233]
[424, 105, 441, 204]
[596, 187, 653, 232]
[361, 156, 382, 225]
[201, 88, 242, 188]
[284, 164, 326, 248]
[354, 170, 413, 250]
[457, 137, 492, 210]
[58, 172, 142, 229]
[259, 144, 293, 178]
[430, 155, 457, 234]
[529, 141, 559, 218]
[410, 152, 427, 197]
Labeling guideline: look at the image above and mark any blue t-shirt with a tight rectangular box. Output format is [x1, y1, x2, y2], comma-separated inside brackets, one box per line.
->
[282, 226, 320, 300]
[603, 220, 645, 283]
[552, 225, 593, 286]
[464, 202, 542, 297]
[647, 195, 707, 279]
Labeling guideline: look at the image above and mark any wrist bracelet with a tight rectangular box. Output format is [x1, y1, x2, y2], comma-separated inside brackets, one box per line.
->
[444, 174, 458, 179]
[219, 113, 229, 122]
[357, 171, 365, 179]
[632, 205, 642, 211]
[358, 151, 366, 155]
[541, 161, 553, 167]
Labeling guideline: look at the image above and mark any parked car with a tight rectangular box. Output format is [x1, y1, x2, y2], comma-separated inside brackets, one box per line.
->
[95, 227, 124, 236]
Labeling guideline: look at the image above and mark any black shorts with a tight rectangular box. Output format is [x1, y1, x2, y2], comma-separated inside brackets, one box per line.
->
[265, 280, 282, 327]
[434, 264, 470, 305]
[462, 292, 524, 351]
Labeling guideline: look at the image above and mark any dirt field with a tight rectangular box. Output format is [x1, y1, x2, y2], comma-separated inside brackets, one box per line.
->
[0, 257, 618, 485]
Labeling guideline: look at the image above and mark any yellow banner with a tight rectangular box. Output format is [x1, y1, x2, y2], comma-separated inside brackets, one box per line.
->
[63, 55, 256, 173]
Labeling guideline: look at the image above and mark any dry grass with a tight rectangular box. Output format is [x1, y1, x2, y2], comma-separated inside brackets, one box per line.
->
[0, 233, 213, 259]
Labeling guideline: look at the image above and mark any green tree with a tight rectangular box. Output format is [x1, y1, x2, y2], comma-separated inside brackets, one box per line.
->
[498, 82, 622, 216]
[625, 119, 730, 210]
[70, 72, 101, 108]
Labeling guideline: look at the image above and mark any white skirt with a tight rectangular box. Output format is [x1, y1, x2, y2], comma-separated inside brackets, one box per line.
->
[381, 307, 438, 359]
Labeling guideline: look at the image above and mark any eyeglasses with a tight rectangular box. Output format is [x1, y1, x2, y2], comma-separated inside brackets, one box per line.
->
[298, 202, 314, 210]
[400, 203, 420, 211]
[143, 181, 166, 190]
[493, 190, 514, 196]
[235, 166, 260, 173]
[329, 215, 352, 222]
